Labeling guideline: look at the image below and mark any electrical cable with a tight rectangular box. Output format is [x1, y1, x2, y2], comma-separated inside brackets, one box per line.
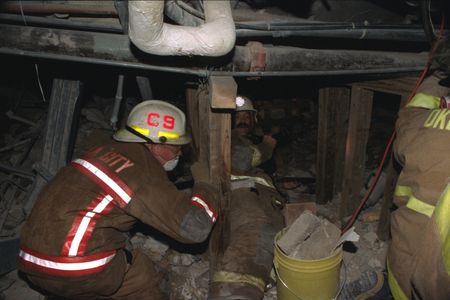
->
[18, 0, 47, 102]
[341, 16, 446, 234]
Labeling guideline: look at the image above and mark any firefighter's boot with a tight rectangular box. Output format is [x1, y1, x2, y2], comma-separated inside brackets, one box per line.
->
[340, 270, 392, 300]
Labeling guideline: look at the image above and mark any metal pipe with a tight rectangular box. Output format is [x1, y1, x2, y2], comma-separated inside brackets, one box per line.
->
[0, 13, 123, 33]
[0, 47, 206, 76]
[128, 0, 235, 56]
[110, 75, 125, 130]
[136, 76, 153, 100]
[0, 1, 118, 16]
[0, 24, 428, 77]
[0, 12, 433, 42]
[0, 47, 424, 77]
[236, 28, 432, 42]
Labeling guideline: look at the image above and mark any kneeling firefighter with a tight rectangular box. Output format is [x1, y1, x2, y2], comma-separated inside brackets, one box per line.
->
[18, 100, 219, 299]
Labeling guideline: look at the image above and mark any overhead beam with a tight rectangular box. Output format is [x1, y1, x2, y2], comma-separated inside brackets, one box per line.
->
[0, 24, 428, 76]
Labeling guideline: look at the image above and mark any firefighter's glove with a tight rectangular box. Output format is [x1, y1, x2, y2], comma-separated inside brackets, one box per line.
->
[190, 161, 210, 184]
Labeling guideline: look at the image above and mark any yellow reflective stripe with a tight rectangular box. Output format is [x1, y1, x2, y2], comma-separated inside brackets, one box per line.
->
[394, 185, 411, 197]
[158, 131, 179, 139]
[231, 174, 275, 189]
[406, 93, 440, 109]
[406, 198, 435, 218]
[395, 185, 435, 218]
[131, 126, 149, 136]
[435, 185, 450, 275]
[250, 145, 263, 168]
[387, 260, 409, 300]
[212, 271, 265, 292]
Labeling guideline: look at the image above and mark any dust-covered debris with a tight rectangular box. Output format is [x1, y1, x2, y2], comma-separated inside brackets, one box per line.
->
[277, 211, 341, 260]
[290, 218, 341, 260]
[276, 210, 320, 255]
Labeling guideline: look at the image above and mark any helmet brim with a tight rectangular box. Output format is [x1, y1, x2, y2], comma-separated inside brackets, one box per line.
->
[113, 128, 191, 145]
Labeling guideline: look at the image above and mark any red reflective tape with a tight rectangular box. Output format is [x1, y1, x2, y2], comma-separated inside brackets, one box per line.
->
[20, 246, 116, 263]
[76, 202, 115, 256]
[18, 257, 111, 277]
[61, 193, 115, 257]
[78, 156, 134, 198]
[71, 159, 134, 208]
[71, 163, 125, 208]
[191, 194, 217, 223]
[82, 157, 134, 198]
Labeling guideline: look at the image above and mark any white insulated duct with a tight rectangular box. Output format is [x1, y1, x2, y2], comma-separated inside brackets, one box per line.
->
[128, 0, 236, 57]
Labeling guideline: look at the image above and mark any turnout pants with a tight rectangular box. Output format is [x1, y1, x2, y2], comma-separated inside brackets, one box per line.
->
[211, 187, 284, 297]
[25, 249, 164, 300]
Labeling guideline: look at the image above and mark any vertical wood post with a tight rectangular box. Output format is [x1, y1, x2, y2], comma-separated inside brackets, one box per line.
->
[339, 86, 374, 218]
[185, 76, 236, 271]
[316, 87, 350, 204]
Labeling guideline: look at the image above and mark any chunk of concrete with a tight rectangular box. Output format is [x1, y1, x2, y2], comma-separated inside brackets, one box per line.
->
[276, 210, 321, 255]
[290, 218, 341, 260]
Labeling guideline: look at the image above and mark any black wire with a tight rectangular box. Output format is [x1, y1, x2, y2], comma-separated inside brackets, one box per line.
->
[421, 0, 435, 45]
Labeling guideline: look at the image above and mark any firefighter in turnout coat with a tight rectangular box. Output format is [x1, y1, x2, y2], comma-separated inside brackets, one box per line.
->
[209, 96, 285, 299]
[388, 73, 450, 299]
[18, 100, 219, 299]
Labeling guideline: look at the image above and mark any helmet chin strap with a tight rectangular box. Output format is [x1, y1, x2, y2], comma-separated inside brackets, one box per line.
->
[125, 126, 167, 144]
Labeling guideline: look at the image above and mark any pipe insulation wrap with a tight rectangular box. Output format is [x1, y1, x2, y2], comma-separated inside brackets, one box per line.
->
[129, 0, 235, 56]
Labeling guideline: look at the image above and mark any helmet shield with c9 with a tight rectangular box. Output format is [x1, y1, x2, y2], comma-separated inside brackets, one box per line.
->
[113, 100, 191, 145]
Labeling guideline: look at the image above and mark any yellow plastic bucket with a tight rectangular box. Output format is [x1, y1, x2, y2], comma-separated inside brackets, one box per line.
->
[274, 231, 343, 300]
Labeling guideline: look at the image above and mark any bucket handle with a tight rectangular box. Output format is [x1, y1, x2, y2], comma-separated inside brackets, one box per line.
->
[272, 261, 347, 300]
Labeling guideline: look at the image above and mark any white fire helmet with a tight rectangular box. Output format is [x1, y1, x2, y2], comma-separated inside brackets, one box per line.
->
[113, 100, 191, 145]
[235, 96, 257, 112]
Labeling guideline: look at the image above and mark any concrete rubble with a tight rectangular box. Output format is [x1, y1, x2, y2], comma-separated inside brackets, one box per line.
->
[277, 211, 341, 260]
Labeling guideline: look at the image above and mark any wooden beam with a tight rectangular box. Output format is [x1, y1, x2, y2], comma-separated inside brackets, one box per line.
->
[352, 76, 418, 97]
[209, 76, 237, 109]
[316, 87, 350, 204]
[186, 78, 235, 270]
[340, 86, 374, 218]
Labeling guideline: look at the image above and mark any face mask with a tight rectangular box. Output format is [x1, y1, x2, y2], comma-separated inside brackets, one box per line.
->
[163, 156, 179, 171]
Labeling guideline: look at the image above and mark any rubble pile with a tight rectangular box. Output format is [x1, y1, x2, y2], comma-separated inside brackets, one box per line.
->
[130, 233, 210, 300]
